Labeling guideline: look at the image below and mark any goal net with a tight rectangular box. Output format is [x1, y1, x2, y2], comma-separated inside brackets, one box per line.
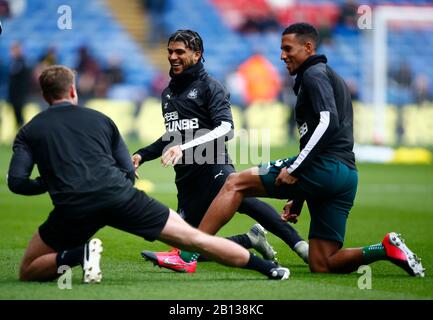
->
[367, 5, 433, 146]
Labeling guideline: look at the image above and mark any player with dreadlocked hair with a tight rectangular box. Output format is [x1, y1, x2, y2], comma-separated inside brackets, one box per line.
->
[133, 29, 309, 273]
[168, 29, 205, 62]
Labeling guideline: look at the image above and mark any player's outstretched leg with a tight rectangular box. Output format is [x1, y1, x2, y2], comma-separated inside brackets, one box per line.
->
[149, 223, 277, 270]
[141, 224, 276, 273]
[140, 225, 278, 272]
[145, 209, 290, 280]
[140, 226, 278, 272]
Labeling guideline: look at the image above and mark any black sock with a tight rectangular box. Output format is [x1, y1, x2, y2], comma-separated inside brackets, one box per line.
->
[243, 252, 277, 276]
[56, 245, 85, 268]
[226, 234, 252, 249]
[197, 255, 209, 262]
[239, 198, 303, 249]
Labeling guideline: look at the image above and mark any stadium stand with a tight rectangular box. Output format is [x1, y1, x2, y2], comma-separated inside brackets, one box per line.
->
[0, 0, 156, 99]
[2, 0, 433, 103]
[1, 0, 433, 146]
[162, 0, 433, 103]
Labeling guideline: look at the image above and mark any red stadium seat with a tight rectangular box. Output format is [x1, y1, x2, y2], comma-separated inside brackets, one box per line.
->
[212, 0, 340, 30]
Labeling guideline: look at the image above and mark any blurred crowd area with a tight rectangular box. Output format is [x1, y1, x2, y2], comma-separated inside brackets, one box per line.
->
[1, 0, 433, 146]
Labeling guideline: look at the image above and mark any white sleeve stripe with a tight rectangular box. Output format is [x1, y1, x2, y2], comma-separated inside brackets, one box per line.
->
[287, 111, 330, 174]
[180, 121, 232, 151]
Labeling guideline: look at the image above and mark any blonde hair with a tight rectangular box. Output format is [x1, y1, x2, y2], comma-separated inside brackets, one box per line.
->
[39, 65, 75, 102]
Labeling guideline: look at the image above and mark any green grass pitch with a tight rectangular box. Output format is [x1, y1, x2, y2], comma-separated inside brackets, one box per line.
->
[0, 141, 432, 300]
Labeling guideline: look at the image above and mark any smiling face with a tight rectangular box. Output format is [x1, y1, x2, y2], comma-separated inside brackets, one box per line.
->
[167, 41, 201, 75]
[280, 33, 315, 75]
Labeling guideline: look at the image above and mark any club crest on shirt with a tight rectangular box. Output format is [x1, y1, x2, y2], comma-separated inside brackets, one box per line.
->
[187, 88, 198, 99]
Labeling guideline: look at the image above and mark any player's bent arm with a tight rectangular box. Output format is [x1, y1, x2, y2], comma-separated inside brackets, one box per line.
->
[180, 121, 232, 150]
[7, 175, 47, 195]
[287, 70, 339, 177]
[287, 111, 334, 177]
[109, 120, 135, 183]
[161, 122, 232, 166]
[7, 144, 47, 195]
[112, 137, 135, 184]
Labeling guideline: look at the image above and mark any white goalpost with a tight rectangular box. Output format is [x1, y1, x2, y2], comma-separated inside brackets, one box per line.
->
[372, 6, 433, 144]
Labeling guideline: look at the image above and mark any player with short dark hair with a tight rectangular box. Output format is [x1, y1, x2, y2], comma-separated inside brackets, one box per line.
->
[7, 65, 291, 282]
[195, 23, 425, 277]
[133, 29, 309, 273]
[282, 22, 319, 46]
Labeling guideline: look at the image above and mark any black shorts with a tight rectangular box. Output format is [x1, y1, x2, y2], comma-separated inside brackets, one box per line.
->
[176, 164, 235, 227]
[39, 189, 170, 251]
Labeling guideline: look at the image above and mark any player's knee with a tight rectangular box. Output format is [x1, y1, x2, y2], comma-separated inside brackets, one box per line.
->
[309, 262, 331, 273]
[308, 256, 331, 273]
[223, 173, 241, 192]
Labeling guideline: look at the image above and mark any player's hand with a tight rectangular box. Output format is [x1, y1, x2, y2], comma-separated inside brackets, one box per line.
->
[162, 145, 183, 167]
[275, 169, 298, 186]
[132, 154, 142, 169]
[281, 200, 299, 224]
[131, 154, 142, 179]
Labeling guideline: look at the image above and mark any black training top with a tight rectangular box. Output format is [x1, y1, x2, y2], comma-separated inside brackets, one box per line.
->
[134, 62, 234, 183]
[288, 54, 356, 177]
[7, 102, 135, 211]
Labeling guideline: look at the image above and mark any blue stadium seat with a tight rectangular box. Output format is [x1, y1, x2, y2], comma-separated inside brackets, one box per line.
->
[0, 0, 155, 89]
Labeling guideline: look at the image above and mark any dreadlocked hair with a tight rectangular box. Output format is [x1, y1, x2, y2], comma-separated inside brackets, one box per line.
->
[168, 29, 205, 62]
